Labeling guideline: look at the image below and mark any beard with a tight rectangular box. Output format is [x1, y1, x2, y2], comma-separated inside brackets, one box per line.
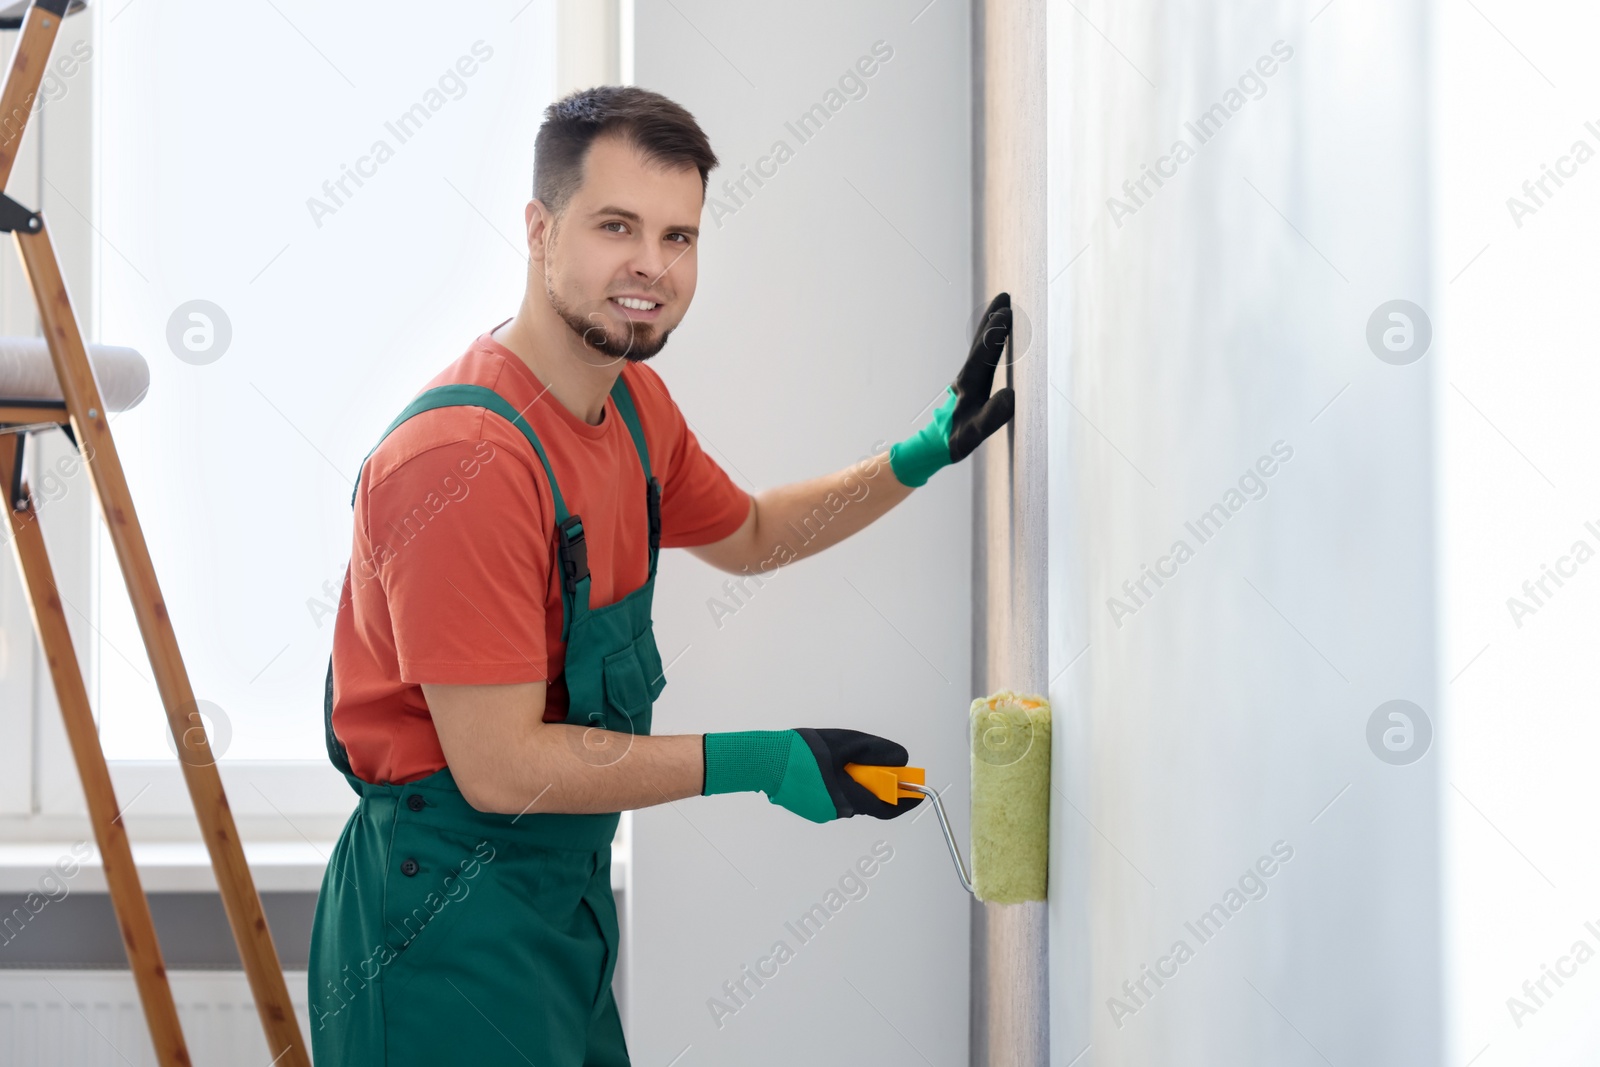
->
[547, 278, 673, 362]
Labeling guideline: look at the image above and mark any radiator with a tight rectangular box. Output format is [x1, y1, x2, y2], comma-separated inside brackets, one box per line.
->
[0, 970, 312, 1066]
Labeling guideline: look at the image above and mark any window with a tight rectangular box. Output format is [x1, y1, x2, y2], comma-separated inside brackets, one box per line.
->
[90, 1, 557, 780]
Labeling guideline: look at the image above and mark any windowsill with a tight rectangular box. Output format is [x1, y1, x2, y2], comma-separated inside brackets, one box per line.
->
[0, 841, 629, 894]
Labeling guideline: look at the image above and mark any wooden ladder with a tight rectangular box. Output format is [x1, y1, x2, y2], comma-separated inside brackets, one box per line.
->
[0, 3, 311, 1064]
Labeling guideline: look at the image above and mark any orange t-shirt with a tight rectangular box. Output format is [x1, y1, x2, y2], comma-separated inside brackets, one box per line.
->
[329, 322, 753, 785]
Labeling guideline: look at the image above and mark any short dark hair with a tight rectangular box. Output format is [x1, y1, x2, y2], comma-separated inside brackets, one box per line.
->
[533, 85, 718, 217]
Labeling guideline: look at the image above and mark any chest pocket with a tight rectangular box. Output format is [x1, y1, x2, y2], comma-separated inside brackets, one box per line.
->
[602, 625, 667, 723]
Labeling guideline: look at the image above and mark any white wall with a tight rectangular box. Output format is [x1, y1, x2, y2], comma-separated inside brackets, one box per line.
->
[1437, 3, 1600, 1064]
[1049, 3, 1440, 1064]
[627, 2, 976, 1063]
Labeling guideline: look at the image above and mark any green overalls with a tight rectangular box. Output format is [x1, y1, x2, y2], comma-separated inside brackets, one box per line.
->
[309, 373, 666, 1066]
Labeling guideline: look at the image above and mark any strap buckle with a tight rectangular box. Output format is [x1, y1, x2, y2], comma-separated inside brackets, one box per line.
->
[646, 477, 661, 552]
[557, 514, 589, 594]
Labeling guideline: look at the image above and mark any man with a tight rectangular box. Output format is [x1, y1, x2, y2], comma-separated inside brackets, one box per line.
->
[308, 85, 1013, 1066]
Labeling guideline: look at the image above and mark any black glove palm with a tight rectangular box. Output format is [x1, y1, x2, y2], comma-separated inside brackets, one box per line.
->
[795, 728, 924, 820]
[889, 292, 1016, 486]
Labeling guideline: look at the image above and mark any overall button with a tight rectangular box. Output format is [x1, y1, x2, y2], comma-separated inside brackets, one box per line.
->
[401, 858, 419, 877]
[406, 794, 425, 812]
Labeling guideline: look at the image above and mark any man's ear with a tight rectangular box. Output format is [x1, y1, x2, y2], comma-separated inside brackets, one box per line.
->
[526, 199, 554, 266]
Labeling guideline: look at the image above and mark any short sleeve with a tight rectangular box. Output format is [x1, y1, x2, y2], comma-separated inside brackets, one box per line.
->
[631, 366, 753, 547]
[365, 438, 551, 685]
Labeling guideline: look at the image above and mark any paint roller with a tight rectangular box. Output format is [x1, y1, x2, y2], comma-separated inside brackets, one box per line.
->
[845, 690, 1051, 902]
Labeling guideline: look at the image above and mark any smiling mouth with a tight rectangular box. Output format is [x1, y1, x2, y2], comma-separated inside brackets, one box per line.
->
[611, 296, 660, 312]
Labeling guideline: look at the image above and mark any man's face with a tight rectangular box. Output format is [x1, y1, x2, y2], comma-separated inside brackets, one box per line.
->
[536, 134, 702, 363]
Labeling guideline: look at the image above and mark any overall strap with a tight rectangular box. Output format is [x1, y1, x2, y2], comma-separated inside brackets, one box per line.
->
[608, 372, 662, 577]
[349, 383, 592, 640]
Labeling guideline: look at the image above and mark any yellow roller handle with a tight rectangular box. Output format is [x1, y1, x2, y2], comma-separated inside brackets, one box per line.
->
[844, 763, 926, 805]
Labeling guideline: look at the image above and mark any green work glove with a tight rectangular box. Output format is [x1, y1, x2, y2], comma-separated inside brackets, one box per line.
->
[889, 291, 1016, 488]
[702, 728, 923, 823]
